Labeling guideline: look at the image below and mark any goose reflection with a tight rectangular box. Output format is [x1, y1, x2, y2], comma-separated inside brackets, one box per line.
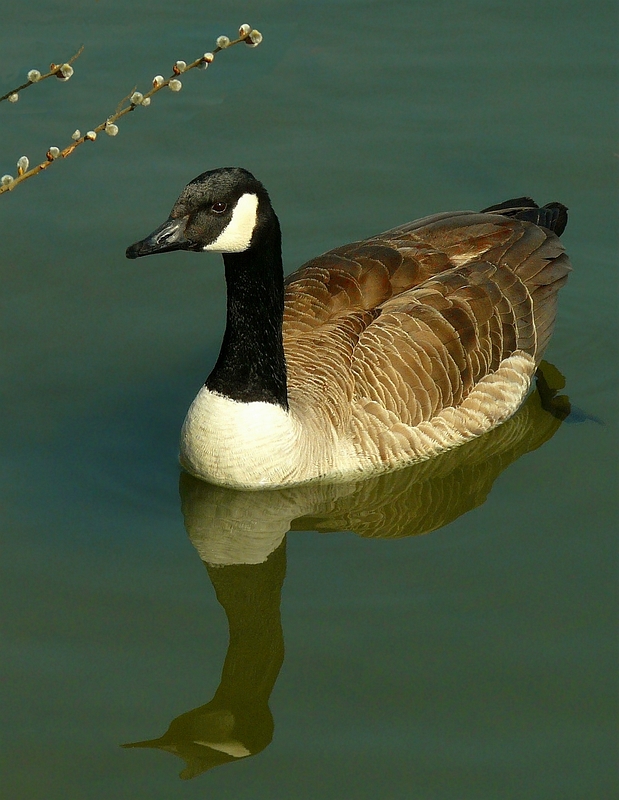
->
[123, 361, 570, 778]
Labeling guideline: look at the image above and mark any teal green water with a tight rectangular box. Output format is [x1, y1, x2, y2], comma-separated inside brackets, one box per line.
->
[1, 1, 616, 798]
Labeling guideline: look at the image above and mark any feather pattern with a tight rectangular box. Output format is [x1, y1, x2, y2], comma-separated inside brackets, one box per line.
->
[280, 208, 570, 483]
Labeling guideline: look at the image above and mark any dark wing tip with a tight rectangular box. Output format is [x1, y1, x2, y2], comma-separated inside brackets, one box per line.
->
[512, 202, 568, 237]
[480, 197, 538, 213]
[481, 198, 568, 237]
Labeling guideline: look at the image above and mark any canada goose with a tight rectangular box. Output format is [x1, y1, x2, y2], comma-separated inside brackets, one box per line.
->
[127, 167, 570, 489]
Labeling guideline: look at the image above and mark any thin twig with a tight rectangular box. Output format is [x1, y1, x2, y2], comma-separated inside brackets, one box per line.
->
[0, 27, 262, 195]
[0, 46, 84, 103]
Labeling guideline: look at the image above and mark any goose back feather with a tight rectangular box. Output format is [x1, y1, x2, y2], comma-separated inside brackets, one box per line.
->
[279, 206, 570, 482]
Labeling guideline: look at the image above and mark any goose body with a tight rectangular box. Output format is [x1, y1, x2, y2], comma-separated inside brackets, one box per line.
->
[127, 168, 570, 489]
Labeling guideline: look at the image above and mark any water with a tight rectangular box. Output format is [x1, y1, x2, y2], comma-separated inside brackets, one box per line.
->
[1, 1, 616, 797]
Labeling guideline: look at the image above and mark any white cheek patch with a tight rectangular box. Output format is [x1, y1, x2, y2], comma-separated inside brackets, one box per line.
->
[203, 192, 259, 253]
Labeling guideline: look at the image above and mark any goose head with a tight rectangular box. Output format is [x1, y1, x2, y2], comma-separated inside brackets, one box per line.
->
[126, 166, 288, 412]
[126, 167, 277, 259]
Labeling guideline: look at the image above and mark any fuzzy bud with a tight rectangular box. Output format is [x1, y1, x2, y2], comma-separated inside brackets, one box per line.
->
[1, 174, 14, 185]
[153, 75, 165, 88]
[239, 24, 251, 37]
[72, 130, 81, 141]
[8, 93, 18, 103]
[47, 146, 60, 160]
[168, 79, 182, 92]
[141, 96, 151, 106]
[56, 63, 74, 81]
[27, 69, 41, 82]
[246, 29, 263, 47]
[105, 122, 119, 136]
[85, 131, 97, 141]
[17, 156, 29, 175]
[216, 35, 230, 49]
[174, 60, 187, 73]
[130, 91, 144, 105]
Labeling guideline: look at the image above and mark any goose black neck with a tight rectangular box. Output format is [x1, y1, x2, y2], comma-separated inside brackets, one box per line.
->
[205, 222, 288, 408]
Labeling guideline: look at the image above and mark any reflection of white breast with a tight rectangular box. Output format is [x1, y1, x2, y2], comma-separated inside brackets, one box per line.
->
[180, 387, 303, 488]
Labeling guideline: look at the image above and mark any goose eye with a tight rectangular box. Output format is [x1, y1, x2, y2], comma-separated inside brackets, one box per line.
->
[211, 201, 227, 214]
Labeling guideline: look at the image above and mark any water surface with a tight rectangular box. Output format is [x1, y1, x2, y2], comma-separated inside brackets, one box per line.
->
[1, 1, 616, 798]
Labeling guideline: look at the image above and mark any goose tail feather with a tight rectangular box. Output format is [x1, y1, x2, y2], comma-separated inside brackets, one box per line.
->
[481, 198, 568, 237]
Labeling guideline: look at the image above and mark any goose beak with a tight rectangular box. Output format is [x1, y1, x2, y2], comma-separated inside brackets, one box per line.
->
[126, 215, 198, 259]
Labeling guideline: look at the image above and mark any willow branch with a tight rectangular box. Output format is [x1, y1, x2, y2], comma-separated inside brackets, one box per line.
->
[0, 46, 84, 103]
[0, 26, 262, 196]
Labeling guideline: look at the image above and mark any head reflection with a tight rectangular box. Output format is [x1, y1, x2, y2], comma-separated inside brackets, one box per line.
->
[123, 542, 286, 779]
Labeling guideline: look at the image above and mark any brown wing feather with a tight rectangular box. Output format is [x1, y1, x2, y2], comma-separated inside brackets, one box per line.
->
[283, 210, 571, 445]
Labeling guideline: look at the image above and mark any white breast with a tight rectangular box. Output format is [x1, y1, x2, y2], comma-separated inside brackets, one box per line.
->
[180, 388, 303, 488]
